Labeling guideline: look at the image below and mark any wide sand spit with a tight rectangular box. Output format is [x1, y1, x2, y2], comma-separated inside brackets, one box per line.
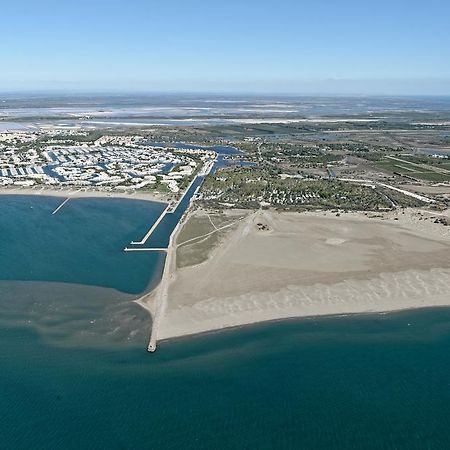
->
[138, 207, 450, 342]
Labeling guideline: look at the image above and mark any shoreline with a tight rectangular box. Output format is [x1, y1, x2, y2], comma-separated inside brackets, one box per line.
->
[0, 186, 169, 204]
[156, 304, 450, 345]
[156, 267, 450, 341]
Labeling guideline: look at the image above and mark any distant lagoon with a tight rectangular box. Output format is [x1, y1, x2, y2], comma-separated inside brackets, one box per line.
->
[0, 121, 32, 131]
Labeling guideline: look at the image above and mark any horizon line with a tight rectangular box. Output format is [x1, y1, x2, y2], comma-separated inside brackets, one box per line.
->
[1, 90, 450, 99]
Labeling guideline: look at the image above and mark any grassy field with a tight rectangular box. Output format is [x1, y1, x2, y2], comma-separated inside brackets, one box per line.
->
[176, 211, 241, 268]
[376, 156, 450, 182]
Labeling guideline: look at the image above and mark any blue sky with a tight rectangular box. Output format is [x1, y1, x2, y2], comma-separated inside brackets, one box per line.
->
[1, 0, 450, 94]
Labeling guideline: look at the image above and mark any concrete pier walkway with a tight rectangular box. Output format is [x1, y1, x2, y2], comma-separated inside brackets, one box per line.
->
[128, 159, 212, 247]
[124, 247, 167, 252]
[52, 197, 70, 215]
[130, 204, 171, 245]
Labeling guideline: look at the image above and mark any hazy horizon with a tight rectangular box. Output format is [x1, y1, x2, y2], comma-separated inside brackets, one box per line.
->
[1, 78, 450, 97]
[2, 88, 450, 98]
[2, 0, 449, 96]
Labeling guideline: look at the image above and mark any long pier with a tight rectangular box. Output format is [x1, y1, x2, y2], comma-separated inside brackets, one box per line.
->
[124, 247, 167, 252]
[129, 173, 199, 246]
[52, 197, 70, 215]
[128, 159, 214, 247]
[130, 204, 171, 245]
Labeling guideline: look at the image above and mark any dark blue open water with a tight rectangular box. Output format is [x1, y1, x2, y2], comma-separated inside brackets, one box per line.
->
[1, 195, 450, 449]
[2, 309, 450, 449]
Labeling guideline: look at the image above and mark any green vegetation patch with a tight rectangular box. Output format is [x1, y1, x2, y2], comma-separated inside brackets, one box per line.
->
[201, 167, 392, 210]
[376, 155, 450, 182]
[176, 212, 238, 268]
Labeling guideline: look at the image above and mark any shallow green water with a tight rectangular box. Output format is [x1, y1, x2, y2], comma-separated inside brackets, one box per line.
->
[1, 195, 450, 449]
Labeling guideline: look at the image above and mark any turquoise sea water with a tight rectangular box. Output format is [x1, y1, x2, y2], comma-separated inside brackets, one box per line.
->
[1, 195, 450, 449]
[0, 195, 166, 294]
[0, 195, 168, 348]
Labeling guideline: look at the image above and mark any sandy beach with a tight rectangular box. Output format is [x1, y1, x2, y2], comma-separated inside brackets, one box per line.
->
[0, 186, 169, 204]
[140, 207, 450, 342]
